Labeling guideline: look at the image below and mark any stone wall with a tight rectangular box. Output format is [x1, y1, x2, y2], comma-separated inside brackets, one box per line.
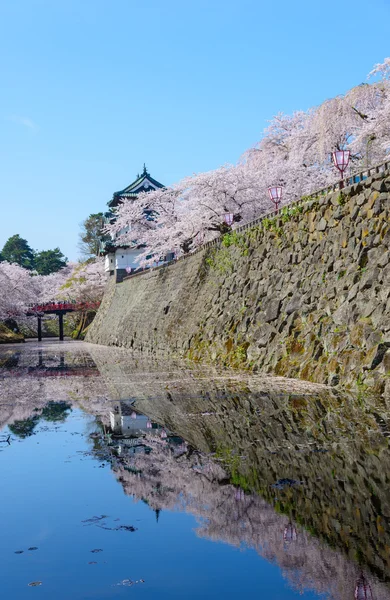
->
[87, 170, 390, 394]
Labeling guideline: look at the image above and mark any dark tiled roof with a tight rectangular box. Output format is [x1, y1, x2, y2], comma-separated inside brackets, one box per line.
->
[108, 165, 164, 208]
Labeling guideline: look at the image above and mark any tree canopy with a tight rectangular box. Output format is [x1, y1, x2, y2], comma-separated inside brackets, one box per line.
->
[34, 248, 68, 275]
[79, 213, 105, 258]
[0, 235, 68, 275]
[1, 235, 35, 269]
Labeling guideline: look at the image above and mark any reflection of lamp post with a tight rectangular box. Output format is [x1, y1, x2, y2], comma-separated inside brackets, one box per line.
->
[131, 411, 137, 419]
[283, 522, 297, 543]
[354, 575, 373, 600]
[332, 150, 350, 188]
[234, 487, 245, 501]
[224, 213, 234, 227]
[146, 420, 152, 429]
[268, 186, 283, 211]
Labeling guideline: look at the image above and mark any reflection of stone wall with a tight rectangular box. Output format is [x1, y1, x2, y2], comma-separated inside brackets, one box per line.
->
[87, 170, 390, 392]
[89, 346, 390, 584]
[105, 431, 390, 600]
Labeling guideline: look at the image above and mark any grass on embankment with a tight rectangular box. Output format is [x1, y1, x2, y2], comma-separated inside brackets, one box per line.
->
[0, 323, 24, 344]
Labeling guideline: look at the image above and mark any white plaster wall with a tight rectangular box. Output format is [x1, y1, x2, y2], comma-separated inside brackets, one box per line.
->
[115, 248, 143, 270]
[104, 253, 115, 272]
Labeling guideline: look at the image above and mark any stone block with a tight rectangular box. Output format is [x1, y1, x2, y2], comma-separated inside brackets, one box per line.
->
[359, 267, 380, 291]
[263, 300, 282, 323]
[285, 295, 302, 315]
[356, 193, 366, 207]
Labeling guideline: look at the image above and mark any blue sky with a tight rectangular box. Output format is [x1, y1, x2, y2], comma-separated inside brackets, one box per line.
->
[1, 0, 389, 261]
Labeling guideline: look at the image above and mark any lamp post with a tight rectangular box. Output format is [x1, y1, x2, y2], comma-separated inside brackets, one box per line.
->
[268, 186, 283, 211]
[332, 150, 350, 188]
[224, 213, 234, 227]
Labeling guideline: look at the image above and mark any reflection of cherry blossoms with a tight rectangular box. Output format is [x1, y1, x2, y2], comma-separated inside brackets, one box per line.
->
[102, 432, 387, 600]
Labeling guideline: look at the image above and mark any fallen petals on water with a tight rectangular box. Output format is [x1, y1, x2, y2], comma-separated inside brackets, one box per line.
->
[114, 579, 145, 587]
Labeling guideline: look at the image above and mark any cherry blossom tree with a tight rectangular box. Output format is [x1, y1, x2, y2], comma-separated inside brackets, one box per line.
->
[0, 258, 106, 334]
[58, 258, 106, 303]
[0, 261, 38, 320]
[35, 264, 75, 303]
[103, 58, 390, 265]
[106, 163, 269, 265]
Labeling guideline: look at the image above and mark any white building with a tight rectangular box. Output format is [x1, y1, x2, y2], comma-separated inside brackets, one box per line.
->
[102, 165, 166, 281]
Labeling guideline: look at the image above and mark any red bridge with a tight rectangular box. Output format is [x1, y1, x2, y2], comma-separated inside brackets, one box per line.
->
[28, 301, 100, 314]
[26, 301, 101, 341]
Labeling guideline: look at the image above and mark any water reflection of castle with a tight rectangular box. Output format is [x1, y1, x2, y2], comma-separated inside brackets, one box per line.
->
[109, 401, 167, 435]
[108, 401, 185, 456]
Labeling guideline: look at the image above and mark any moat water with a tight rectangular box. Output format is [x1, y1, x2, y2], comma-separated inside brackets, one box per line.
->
[0, 341, 389, 599]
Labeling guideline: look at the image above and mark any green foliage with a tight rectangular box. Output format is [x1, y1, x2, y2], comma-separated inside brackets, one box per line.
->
[261, 217, 282, 236]
[79, 213, 105, 258]
[214, 446, 241, 471]
[1, 234, 35, 269]
[262, 217, 274, 230]
[232, 344, 248, 363]
[41, 401, 72, 422]
[221, 231, 249, 255]
[34, 248, 68, 275]
[1, 234, 68, 274]
[280, 204, 304, 222]
[0, 323, 24, 343]
[9, 416, 40, 438]
[336, 192, 346, 205]
[205, 247, 234, 274]
[8, 401, 72, 438]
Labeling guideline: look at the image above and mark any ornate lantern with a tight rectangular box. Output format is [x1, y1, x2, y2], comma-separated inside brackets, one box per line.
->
[160, 430, 167, 439]
[354, 575, 373, 600]
[268, 186, 283, 210]
[224, 213, 234, 227]
[332, 150, 350, 187]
